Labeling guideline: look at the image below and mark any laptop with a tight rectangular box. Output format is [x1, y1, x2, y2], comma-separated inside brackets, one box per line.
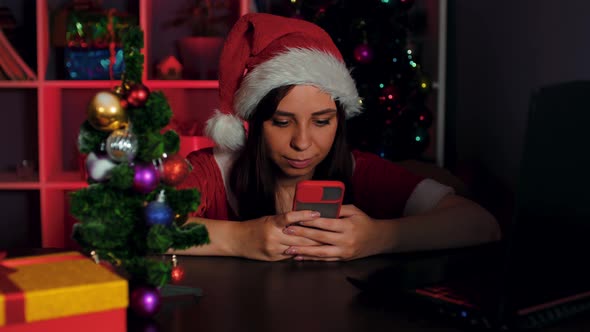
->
[348, 81, 590, 329]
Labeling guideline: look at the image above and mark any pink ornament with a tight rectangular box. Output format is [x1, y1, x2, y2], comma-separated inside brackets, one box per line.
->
[133, 163, 160, 194]
[130, 286, 161, 318]
[353, 44, 374, 64]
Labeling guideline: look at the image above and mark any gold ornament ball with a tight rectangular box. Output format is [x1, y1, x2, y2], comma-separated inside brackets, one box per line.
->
[87, 91, 129, 132]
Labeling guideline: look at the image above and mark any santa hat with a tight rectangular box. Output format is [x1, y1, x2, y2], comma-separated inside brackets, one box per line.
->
[206, 13, 361, 151]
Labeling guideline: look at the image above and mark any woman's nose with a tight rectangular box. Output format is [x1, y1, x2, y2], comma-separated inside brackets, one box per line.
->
[290, 126, 311, 151]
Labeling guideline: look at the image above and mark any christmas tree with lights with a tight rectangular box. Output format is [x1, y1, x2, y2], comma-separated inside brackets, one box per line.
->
[272, 0, 433, 160]
[69, 25, 208, 316]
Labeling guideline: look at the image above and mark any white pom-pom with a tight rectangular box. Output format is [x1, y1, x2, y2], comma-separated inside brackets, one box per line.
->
[204, 110, 246, 151]
[86, 152, 117, 182]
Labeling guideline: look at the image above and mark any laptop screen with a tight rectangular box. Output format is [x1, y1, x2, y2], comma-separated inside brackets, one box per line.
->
[504, 81, 590, 312]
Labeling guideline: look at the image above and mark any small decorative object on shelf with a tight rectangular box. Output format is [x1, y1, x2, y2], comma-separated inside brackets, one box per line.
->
[162, 0, 237, 80]
[52, 0, 137, 80]
[70, 25, 209, 318]
[156, 55, 183, 80]
[16, 159, 36, 179]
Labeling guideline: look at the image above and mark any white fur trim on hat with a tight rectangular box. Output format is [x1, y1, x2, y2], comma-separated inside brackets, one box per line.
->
[205, 110, 246, 151]
[235, 48, 361, 120]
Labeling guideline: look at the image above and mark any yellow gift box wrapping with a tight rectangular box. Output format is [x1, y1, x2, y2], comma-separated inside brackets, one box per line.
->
[0, 251, 128, 328]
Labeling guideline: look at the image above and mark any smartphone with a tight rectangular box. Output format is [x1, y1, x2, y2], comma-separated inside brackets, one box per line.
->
[292, 180, 345, 218]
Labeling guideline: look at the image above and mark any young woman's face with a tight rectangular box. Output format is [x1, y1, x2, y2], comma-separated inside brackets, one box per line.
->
[263, 85, 338, 181]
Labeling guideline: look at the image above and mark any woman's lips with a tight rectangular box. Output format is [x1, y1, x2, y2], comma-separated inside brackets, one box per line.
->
[286, 158, 313, 169]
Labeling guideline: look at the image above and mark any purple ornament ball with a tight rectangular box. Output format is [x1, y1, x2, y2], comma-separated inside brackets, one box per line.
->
[130, 286, 161, 318]
[353, 43, 374, 64]
[133, 163, 160, 194]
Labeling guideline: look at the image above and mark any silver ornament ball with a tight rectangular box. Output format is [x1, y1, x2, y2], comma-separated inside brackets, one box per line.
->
[106, 130, 138, 162]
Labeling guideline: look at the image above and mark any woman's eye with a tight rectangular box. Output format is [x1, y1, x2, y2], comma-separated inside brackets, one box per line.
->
[314, 119, 331, 126]
[272, 119, 290, 127]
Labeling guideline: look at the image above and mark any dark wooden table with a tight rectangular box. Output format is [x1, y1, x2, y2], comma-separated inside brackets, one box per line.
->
[130, 254, 460, 332]
[7, 249, 590, 331]
[129, 251, 590, 332]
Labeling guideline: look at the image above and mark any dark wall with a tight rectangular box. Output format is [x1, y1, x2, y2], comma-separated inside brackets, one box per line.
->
[446, 0, 590, 218]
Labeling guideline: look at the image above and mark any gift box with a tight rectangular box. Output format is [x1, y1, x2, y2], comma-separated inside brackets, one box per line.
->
[51, 1, 136, 80]
[64, 47, 125, 80]
[0, 251, 128, 332]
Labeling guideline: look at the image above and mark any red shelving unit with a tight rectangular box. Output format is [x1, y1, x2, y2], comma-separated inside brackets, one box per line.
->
[0, 0, 249, 248]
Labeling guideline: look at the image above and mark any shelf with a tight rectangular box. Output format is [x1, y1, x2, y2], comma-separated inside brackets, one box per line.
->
[0, 190, 41, 248]
[43, 80, 122, 89]
[0, 172, 40, 189]
[1, 0, 250, 249]
[0, 81, 39, 88]
[45, 171, 87, 189]
[146, 80, 219, 89]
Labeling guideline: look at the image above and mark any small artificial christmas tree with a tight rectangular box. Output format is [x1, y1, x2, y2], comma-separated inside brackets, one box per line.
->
[69, 25, 209, 302]
[272, 0, 433, 161]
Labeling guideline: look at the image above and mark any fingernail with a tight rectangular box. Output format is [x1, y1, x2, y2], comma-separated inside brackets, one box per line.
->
[311, 211, 320, 218]
[283, 227, 295, 235]
[294, 256, 303, 261]
[285, 247, 297, 255]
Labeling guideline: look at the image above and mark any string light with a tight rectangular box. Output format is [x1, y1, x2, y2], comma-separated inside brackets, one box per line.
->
[379, 83, 384, 88]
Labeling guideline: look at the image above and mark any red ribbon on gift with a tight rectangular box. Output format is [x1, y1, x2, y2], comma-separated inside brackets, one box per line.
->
[0, 250, 24, 325]
[107, 8, 116, 80]
[0, 252, 86, 326]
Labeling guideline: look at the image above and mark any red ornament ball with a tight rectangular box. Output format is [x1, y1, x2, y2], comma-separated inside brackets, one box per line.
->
[171, 265, 185, 283]
[161, 154, 192, 186]
[126, 83, 150, 108]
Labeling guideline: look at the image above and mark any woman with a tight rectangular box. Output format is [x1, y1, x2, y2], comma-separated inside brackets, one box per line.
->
[176, 13, 501, 261]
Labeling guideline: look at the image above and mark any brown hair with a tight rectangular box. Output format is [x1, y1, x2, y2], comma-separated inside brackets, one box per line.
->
[229, 85, 354, 220]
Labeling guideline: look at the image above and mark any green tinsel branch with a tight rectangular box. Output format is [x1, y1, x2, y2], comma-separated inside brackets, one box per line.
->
[121, 26, 143, 83]
[129, 91, 173, 134]
[78, 121, 109, 154]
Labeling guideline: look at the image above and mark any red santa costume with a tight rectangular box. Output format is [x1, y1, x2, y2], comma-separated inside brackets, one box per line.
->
[178, 13, 453, 221]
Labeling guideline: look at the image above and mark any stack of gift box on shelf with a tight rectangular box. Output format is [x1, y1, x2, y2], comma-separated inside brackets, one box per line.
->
[52, 0, 136, 80]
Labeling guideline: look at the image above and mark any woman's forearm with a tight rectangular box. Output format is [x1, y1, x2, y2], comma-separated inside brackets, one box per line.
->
[171, 218, 242, 256]
[375, 195, 501, 253]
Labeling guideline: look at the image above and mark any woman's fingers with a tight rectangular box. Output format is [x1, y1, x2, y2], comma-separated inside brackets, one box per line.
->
[284, 245, 344, 261]
[274, 210, 321, 228]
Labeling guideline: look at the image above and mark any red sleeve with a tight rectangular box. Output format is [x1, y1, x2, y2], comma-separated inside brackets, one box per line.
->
[177, 149, 230, 220]
[351, 150, 424, 219]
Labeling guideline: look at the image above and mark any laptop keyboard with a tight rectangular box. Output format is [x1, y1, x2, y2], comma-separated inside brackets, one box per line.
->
[412, 285, 590, 329]
[518, 296, 590, 329]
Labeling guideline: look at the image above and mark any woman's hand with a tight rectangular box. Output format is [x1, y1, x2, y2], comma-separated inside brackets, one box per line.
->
[281, 205, 386, 261]
[234, 210, 324, 261]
